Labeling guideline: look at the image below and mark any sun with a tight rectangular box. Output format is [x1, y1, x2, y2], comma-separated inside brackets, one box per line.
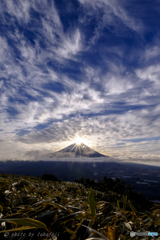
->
[75, 136, 82, 145]
[71, 134, 88, 146]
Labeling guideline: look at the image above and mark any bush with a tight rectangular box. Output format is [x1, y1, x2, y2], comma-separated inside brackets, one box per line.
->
[41, 174, 58, 181]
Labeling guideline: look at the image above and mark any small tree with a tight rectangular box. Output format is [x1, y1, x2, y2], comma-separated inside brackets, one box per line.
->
[41, 174, 58, 181]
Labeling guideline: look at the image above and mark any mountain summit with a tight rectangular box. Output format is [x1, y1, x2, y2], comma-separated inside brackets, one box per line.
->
[47, 142, 108, 158]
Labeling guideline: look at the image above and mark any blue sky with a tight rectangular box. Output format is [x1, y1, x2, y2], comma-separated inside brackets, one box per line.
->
[0, 0, 160, 165]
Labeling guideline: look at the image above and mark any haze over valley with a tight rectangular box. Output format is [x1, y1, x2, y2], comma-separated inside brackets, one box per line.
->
[1, 142, 160, 203]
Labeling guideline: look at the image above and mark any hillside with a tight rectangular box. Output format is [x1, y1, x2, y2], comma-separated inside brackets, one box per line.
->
[0, 173, 160, 240]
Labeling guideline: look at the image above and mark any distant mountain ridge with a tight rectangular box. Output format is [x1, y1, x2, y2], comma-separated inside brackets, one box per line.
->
[46, 142, 108, 158]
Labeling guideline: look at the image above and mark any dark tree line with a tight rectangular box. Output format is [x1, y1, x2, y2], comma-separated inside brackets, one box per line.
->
[75, 176, 153, 211]
[41, 174, 60, 181]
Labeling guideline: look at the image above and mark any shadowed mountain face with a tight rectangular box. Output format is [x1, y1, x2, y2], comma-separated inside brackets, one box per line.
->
[47, 142, 108, 158]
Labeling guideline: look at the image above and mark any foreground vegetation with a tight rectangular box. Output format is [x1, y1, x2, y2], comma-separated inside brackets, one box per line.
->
[0, 173, 160, 240]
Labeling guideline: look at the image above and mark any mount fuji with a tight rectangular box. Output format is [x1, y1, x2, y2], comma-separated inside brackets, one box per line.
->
[45, 142, 108, 159]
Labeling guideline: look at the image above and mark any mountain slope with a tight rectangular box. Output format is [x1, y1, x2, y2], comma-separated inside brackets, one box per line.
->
[46, 142, 108, 158]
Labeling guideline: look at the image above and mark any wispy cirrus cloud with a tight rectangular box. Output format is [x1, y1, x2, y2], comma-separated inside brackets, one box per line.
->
[78, 0, 143, 46]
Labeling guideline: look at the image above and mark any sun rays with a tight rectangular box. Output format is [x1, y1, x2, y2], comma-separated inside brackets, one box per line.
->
[67, 135, 89, 156]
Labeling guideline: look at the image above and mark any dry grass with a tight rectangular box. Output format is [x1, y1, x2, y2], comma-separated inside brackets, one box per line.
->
[0, 173, 159, 240]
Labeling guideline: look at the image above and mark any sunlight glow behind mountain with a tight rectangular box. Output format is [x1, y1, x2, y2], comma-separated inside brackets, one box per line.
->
[43, 141, 108, 159]
[75, 136, 82, 145]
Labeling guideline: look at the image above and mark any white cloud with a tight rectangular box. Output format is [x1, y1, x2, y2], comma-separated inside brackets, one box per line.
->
[144, 46, 160, 60]
[5, 0, 31, 23]
[136, 64, 160, 85]
[59, 29, 81, 58]
[105, 76, 133, 95]
[78, 0, 143, 45]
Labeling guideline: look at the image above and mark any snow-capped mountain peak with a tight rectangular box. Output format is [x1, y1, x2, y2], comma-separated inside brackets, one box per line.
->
[47, 142, 108, 158]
